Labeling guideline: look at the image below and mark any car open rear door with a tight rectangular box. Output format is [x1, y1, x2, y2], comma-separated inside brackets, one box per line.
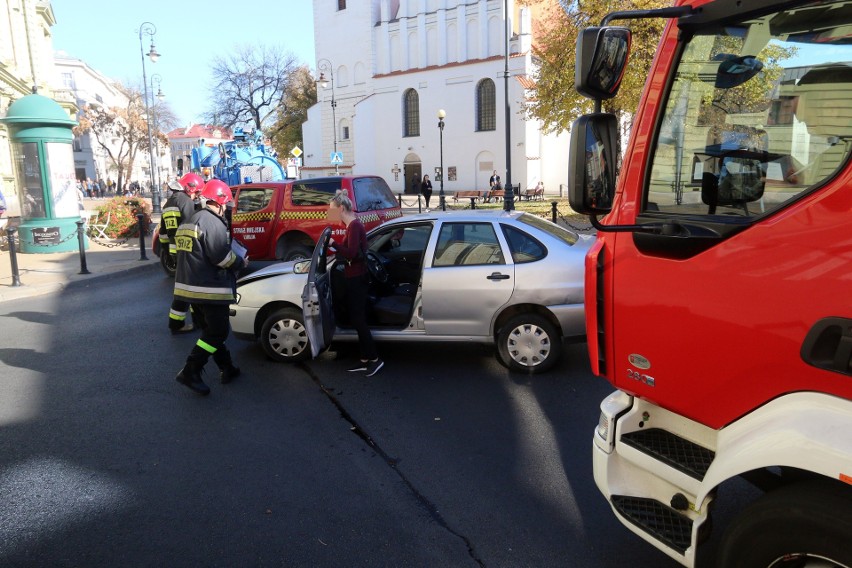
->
[301, 227, 335, 358]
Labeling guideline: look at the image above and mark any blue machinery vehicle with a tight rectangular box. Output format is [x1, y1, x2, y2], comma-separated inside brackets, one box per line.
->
[191, 127, 287, 185]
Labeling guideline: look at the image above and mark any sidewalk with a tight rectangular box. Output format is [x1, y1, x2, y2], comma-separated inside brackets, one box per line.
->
[0, 235, 160, 303]
[0, 197, 161, 303]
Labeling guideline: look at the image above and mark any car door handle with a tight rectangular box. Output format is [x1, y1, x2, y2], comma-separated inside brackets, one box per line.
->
[487, 272, 510, 280]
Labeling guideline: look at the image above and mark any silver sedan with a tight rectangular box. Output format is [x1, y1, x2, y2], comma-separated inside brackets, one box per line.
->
[230, 210, 592, 373]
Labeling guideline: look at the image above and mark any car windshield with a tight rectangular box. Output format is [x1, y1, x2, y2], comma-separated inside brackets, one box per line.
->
[515, 213, 579, 245]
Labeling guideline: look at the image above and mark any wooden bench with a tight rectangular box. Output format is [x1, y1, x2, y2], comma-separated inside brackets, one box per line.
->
[521, 187, 545, 201]
[484, 189, 504, 203]
[452, 190, 484, 208]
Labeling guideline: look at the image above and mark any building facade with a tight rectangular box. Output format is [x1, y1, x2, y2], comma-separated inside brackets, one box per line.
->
[0, 0, 76, 217]
[166, 124, 231, 180]
[302, 0, 569, 195]
[53, 53, 156, 189]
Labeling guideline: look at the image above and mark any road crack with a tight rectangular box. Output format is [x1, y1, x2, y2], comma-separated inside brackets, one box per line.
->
[298, 362, 485, 567]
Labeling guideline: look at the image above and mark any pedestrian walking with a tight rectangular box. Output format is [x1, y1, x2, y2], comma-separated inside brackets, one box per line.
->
[327, 190, 383, 377]
[160, 172, 204, 334]
[173, 179, 247, 396]
[420, 174, 433, 211]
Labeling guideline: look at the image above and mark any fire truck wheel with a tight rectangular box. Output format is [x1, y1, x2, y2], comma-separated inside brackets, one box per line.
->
[260, 307, 311, 363]
[496, 313, 561, 374]
[282, 244, 313, 262]
[160, 250, 177, 278]
[716, 479, 852, 568]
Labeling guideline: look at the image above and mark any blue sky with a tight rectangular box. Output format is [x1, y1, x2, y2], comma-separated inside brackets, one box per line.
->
[51, 1, 317, 128]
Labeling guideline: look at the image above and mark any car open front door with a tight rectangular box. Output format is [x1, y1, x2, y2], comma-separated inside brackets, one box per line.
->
[301, 227, 335, 358]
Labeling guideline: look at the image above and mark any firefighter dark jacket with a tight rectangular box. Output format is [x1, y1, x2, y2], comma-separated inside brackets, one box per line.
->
[158, 190, 197, 245]
[173, 208, 245, 304]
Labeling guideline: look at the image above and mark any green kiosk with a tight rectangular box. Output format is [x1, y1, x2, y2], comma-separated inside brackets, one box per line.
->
[1, 90, 81, 253]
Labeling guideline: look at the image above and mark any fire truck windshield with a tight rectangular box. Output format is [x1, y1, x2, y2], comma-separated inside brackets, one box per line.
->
[647, 1, 852, 218]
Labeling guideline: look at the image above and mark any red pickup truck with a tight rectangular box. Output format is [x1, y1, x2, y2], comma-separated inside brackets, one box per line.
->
[154, 175, 402, 275]
[230, 175, 402, 262]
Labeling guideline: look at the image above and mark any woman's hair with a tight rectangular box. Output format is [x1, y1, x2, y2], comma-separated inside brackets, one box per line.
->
[330, 189, 353, 212]
[423, 174, 429, 179]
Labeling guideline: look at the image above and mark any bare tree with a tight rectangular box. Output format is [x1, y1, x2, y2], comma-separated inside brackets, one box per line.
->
[73, 84, 152, 192]
[206, 44, 298, 131]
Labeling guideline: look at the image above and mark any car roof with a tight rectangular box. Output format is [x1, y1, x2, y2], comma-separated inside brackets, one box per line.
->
[382, 209, 527, 226]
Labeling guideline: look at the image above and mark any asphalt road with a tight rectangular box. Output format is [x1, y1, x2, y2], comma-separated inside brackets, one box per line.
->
[0, 266, 684, 567]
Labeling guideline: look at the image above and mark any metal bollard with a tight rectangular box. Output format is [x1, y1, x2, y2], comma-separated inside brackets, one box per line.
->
[418, 194, 422, 214]
[397, 192, 403, 207]
[6, 226, 22, 286]
[75, 220, 91, 275]
[137, 213, 148, 260]
[552, 201, 558, 224]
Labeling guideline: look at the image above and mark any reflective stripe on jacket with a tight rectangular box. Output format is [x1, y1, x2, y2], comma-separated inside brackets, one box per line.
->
[159, 191, 197, 245]
[174, 208, 244, 305]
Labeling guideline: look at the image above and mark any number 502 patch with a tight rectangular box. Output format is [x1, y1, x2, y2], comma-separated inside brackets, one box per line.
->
[175, 236, 193, 252]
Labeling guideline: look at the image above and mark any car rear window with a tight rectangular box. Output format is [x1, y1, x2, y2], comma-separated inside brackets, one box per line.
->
[516, 213, 579, 246]
[291, 181, 340, 206]
[352, 177, 397, 211]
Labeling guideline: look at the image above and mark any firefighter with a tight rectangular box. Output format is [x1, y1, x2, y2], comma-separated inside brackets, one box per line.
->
[173, 179, 247, 396]
[160, 172, 204, 334]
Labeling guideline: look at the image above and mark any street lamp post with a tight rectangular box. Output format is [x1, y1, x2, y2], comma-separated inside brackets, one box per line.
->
[316, 58, 338, 175]
[138, 21, 161, 214]
[150, 73, 164, 194]
[437, 109, 446, 211]
[502, 0, 515, 211]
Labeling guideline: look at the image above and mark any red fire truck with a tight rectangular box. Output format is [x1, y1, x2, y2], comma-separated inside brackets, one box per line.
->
[567, 1, 852, 566]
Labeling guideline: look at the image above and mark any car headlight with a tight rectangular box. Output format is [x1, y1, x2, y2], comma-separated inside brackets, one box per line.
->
[235, 293, 241, 304]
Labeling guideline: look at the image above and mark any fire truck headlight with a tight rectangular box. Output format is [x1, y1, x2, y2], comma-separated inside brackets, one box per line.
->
[594, 390, 633, 453]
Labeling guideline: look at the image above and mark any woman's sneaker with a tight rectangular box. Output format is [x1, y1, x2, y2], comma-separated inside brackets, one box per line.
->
[365, 359, 384, 377]
[347, 361, 369, 372]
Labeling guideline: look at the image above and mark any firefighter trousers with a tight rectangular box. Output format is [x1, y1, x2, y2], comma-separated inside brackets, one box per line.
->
[186, 303, 234, 369]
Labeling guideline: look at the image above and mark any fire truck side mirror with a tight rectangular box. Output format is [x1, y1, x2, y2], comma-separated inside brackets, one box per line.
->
[568, 113, 619, 215]
[575, 27, 632, 100]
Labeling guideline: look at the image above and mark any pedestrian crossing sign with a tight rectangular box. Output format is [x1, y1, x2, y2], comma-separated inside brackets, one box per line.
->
[330, 151, 343, 165]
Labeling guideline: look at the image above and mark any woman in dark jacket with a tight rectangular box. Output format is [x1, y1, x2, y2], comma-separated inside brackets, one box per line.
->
[420, 174, 433, 210]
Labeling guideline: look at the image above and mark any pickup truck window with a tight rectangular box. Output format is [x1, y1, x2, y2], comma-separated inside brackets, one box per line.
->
[235, 187, 274, 214]
[352, 177, 397, 211]
[646, 5, 852, 220]
[291, 181, 341, 206]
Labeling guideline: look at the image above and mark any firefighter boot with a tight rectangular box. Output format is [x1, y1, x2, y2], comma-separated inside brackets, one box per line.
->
[175, 360, 210, 396]
[214, 349, 240, 384]
[220, 364, 241, 384]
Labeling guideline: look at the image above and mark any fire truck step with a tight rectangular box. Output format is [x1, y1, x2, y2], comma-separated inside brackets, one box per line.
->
[611, 495, 692, 555]
[621, 428, 715, 480]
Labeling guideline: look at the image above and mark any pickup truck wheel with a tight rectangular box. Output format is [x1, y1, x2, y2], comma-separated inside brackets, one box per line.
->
[716, 480, 852, 568]
[160, 250, 177, 278]
[260, 307, 310, 362]
[496, 313, 561, 374]
[282, 244, 312, 262]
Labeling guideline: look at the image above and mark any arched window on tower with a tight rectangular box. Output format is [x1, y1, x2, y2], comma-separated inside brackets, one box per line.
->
[403, 88, 420, 137]
[476, 78, 496, 132]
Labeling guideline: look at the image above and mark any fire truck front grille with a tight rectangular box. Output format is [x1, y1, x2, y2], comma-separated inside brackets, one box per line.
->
[621, 428, 714, 480]
[612, 495, 692, 555]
